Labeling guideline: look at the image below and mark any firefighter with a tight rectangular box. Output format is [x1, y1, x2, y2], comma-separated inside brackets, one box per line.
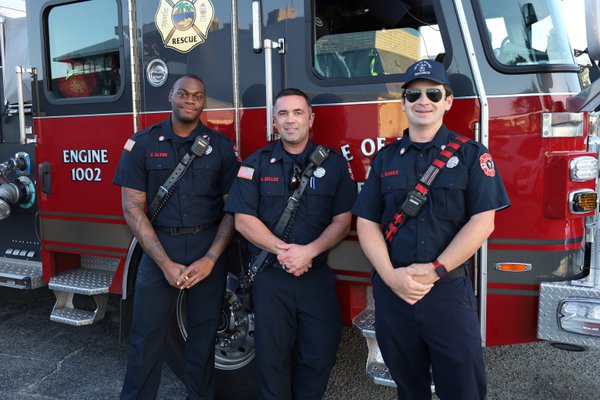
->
[352, 60, 510, 400]
[224, 88, 356, 400]
[113, 74, 239, 399]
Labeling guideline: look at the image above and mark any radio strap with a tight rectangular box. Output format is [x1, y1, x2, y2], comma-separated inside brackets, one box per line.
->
[383, 135, 469, 244]
[147, 134, 210, 223]
[248, 145, 330, 281]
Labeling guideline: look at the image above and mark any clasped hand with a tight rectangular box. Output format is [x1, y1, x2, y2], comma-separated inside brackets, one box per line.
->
[383, 263, 439, 305]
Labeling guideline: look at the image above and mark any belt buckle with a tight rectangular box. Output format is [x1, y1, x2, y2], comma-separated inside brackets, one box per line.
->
[169, 226, 180, 235]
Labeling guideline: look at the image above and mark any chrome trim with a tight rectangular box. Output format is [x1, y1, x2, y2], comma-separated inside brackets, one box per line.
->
[231, 0, 241, 153]
[542, 112, 584, 138]
[454, 0, 490, 346]
[264, 38, 285, 142]
[128, 0, 141, 133]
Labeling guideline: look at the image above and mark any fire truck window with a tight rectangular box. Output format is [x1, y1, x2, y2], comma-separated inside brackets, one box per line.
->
[477, 0, 574, 67]
[46, 0, 121, 99]
[312, 1, 445, 79]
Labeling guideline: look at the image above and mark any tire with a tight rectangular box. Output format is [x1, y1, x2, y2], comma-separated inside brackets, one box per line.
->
[166, 273, 258, 400]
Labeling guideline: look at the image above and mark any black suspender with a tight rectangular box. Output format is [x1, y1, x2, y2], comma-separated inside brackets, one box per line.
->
[383, 135, 469, 244]
[248, 145, 330, 281]
[147, 134, 210, 223]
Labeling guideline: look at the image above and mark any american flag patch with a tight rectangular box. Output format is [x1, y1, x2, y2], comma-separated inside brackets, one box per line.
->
[237, 166, 254, 180]
[124, 139, 136, 152]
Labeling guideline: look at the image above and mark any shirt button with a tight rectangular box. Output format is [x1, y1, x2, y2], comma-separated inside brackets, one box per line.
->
[420, 218, 425, 222]
[182, 195, 186, 199]
[420, 153, 424, 158]
[420, 241, 425, 245]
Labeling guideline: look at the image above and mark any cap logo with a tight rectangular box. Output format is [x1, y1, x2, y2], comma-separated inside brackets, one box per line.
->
[413, 60, 432, 77]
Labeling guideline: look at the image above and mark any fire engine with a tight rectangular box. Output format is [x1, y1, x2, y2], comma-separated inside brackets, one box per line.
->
[1, 0, 600, 397]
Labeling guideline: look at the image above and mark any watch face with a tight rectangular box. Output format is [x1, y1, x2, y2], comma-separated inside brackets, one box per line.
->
[435, 265, 448, 278]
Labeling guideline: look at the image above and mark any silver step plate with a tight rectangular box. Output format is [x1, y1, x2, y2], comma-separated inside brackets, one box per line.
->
[48, 267, 113, 295]
[0, 257, 43, 289]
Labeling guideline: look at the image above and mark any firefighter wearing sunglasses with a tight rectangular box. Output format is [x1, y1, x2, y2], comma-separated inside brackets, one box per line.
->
[352, 60, 510, 400]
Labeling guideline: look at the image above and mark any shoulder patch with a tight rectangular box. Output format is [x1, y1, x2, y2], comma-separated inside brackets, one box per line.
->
[124, 139, 136, 152]
[237, 166, 255, 180]
[479, 153, 496, 177]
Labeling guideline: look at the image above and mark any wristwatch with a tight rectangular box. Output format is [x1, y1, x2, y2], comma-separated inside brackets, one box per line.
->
[432, 259, 448, 279]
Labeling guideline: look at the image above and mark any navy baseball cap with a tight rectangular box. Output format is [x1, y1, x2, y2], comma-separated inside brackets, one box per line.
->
[402, 59, 450, 88]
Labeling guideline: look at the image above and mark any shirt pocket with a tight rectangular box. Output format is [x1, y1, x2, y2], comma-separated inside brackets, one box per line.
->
[431, 167, 468, 222]
[146, 157, 176, 193]
[191, 157, 220, 196]
[307, 177, 336, 222]
[381, 174, 409, 215]
[258, 181, 285, 224]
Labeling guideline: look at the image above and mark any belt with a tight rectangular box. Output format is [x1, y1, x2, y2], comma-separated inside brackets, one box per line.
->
[155, 221, 218, 235]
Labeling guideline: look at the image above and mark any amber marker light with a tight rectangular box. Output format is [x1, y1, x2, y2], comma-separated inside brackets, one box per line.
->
[494, 263, 532, 272]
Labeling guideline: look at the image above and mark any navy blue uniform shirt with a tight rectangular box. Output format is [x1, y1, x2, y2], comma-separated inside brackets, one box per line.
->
[225, 140, 357, 266]
[113, 118, 239, 227]
[352, 125, 510, 267]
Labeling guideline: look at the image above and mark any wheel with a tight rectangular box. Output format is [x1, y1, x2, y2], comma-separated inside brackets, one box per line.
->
[168, 272, 258, 400]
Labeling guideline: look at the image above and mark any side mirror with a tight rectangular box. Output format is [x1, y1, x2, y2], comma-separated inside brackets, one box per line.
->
[586, 0, 600, 61]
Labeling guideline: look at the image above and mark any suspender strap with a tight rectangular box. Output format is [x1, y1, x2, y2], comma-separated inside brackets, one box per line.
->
[147, 135, 210, 223]
[383, 135, 469, 244]
[248, 146, 330, 279]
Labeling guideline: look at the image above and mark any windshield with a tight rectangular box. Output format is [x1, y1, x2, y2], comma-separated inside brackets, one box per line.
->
[477, 0, 575, 67]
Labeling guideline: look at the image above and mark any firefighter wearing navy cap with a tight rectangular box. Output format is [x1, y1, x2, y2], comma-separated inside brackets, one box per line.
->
[225, 88, 356, 400]
[114, 74, 240, 399]
[353, 60, 510, 400]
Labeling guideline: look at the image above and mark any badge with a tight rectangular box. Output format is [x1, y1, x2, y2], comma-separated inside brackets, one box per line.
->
[479, 153, 496, 177]
[400, 148, 406, 155]
[205, 145, 213, 155]
[313, 167, 326, 178]
[270, 157, 277, 164]
[447, 156, 459, 168]
[441, 145, 446, 150]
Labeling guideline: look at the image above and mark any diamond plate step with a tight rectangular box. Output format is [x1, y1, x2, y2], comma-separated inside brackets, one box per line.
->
[352, 308, 376, 338]
[49, 267, 114, 326]
[0, 257, 43, 289]
[353, 309, 396, 387]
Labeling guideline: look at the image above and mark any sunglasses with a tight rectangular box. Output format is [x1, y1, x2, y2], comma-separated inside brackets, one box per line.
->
[403, 88, 444, 103]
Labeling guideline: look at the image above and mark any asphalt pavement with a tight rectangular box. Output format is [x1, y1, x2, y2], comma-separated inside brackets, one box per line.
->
[0, 286, 599, 399]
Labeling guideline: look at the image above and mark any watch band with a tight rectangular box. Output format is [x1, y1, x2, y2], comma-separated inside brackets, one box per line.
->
[432, 259, 448, 278]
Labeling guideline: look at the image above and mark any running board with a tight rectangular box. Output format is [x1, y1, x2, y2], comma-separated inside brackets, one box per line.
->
[0, 258, 43, 290]
[352, 309, 397, 388]
[48, 267, 114, 326]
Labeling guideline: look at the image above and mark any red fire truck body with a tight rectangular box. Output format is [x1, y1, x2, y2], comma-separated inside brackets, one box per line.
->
[1, 0, 600, 395]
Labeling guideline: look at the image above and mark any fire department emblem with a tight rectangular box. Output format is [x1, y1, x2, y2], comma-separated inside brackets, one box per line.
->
[479, 153, 496, 177]
[155, 0, 215, 53]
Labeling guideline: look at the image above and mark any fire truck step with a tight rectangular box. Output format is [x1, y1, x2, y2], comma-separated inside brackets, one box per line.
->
[48, 267, 113, 326]
[352, 308, 376, 338]
[352, 309, 397, 387]
[0, 258, 43, 290]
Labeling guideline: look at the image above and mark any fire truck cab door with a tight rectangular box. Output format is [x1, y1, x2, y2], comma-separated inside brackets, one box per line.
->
[29, 0, 135, 253]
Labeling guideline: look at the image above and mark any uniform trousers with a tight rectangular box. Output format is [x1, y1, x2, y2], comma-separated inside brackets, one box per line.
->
[121, 228, 226, 400]
[373, 271, 486, 400]
[253, 264, 341, 400]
